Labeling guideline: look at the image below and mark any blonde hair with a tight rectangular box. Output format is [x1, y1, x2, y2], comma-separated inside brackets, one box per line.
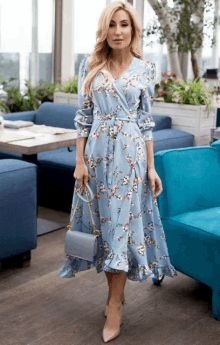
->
[81, 1, 143, 97]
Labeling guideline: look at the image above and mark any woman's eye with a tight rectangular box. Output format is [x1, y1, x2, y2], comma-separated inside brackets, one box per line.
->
[109, 24, 128, 27]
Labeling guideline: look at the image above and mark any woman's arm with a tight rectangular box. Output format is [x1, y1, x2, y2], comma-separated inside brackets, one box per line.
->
[146, 140, 155, 169]
[76, 137, 87, 164]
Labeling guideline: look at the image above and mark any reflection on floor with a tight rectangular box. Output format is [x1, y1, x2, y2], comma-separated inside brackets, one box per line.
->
[37, 205, 70, 236]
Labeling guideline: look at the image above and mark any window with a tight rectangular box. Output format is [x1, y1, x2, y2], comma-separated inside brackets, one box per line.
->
[0, 0, 53, 94]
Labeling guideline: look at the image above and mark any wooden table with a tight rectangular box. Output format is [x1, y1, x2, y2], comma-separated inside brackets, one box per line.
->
[0, 123, 77, 164]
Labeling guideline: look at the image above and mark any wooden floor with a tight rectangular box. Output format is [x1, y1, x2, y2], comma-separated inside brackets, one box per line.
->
[0, 206, 220, 345]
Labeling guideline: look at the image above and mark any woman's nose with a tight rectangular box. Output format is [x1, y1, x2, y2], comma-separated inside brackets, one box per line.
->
[115, 25, 122, 34]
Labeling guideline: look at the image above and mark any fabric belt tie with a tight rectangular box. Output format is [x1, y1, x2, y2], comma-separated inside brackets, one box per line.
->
[93, 117, 138, 186]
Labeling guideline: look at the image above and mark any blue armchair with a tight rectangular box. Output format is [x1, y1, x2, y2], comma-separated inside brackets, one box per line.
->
[154, 145, 220, 320]
[0, 159, 37, 268]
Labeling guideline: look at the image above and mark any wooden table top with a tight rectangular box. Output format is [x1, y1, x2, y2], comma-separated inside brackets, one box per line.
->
[0, 124, 77, 155]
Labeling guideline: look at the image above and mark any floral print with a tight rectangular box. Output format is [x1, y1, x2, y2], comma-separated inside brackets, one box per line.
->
[58, 56, 178, 282]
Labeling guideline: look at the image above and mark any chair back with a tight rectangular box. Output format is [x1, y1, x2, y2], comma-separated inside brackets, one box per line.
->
[35, 102, 78, 129]
[154, 146, 220, 218]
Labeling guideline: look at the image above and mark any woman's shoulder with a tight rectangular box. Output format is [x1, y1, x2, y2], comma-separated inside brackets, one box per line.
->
[135, 57, 154, 70]
[79, 55, 91, 72]
[135, 58, 156, 79]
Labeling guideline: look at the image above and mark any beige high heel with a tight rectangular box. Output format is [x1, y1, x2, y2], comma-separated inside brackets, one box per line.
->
[102, 302, 123, 343]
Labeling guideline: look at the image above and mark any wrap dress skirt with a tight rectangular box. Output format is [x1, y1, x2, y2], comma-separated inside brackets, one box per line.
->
[58, 55, 178, 282]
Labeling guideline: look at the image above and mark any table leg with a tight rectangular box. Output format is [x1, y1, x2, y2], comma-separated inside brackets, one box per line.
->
[22, 154, 38, 218]
[22, 154, 38, 164]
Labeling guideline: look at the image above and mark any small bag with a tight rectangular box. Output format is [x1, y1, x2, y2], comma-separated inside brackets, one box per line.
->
[65, 182, 101, 262]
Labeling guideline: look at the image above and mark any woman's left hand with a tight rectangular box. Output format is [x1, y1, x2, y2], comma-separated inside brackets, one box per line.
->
[147, 167, 163, 198]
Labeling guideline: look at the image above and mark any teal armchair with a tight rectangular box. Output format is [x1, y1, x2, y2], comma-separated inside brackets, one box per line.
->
[154, 146, 220, 321]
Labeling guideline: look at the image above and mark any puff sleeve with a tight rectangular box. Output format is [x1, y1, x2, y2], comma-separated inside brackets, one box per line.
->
[74, 57, 94, 138]
[137, 61, 156, 142]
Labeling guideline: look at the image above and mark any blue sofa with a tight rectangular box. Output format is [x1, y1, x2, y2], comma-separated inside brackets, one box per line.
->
[154, 145, 220, 320]
[0, 102, 194, 212]
[0, 159, 37, 268]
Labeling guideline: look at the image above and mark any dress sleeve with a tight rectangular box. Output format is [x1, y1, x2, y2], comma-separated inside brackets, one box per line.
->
[137, 61, 156, 142]
[74, 57, 94, 138]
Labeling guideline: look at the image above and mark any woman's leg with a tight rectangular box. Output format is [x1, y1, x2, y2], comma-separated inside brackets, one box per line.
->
[104, 271, 126, 305]
[103, 271, 127, 340]
[108, 271, 127, 304]
[103, 272, 127, 341]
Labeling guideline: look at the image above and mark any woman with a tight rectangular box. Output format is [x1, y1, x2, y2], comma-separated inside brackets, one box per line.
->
[58, 1, 178, 342]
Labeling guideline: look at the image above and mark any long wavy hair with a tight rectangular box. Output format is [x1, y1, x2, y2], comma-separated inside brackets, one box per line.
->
[81, 1, 143, 97]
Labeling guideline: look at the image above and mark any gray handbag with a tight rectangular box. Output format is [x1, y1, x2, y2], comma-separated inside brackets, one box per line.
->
[65, 182, 101, 262]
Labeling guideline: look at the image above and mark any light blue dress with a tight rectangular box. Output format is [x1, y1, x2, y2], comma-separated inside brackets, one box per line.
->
[58, 55, 178, 282]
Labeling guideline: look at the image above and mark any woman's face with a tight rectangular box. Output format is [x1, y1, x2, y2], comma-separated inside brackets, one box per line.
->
[107, 9, 133, 51]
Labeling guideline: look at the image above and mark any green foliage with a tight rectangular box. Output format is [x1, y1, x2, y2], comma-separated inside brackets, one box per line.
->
[144, 0, 217, 53]
[0, 72, 79, 113]
[54, 75, 78, 94]
[0, 74, 74, 113]
[155, 71, 214, 116]
[172, 79, 213, 108]
[0, 80, 40, 113]
[34, 80, 58, 103]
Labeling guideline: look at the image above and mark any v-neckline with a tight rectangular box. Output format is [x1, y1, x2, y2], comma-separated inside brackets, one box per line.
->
[110, 56, 135, 81]
[99, 56, 135, 82]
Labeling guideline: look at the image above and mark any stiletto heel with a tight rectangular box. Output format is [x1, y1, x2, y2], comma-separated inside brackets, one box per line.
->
[102, 303, 122, 343]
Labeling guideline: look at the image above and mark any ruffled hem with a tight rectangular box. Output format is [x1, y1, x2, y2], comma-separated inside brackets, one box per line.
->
[58, 256, 95, 278]
[103, 251, 128, 272]
[58, 255, 178, 283]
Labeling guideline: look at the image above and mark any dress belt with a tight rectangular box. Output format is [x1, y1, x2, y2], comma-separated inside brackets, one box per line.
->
[93, 117, 138, 185]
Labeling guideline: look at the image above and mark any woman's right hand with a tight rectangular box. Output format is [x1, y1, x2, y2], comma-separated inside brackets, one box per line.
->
[73, 162, 89, 194]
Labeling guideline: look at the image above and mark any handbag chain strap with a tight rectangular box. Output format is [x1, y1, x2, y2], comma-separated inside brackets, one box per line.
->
[67, 185, 101, 238]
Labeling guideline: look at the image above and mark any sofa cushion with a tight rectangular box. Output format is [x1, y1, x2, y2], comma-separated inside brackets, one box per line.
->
[0, 150, 23, 160]
[170, 207, 220, 237]
[0, 146, 77, 168]
[160, 214, 220, 288]
[37, 146, 77, 168]
[153, 128, 194, 153]
[0, 158, 37, 173]
[2, 110, 36, 122]
[152, 114, 172, 131]
[35, 102, 78, 129]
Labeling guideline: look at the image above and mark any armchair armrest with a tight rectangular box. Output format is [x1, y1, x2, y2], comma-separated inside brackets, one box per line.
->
[2, 110, 37, 123]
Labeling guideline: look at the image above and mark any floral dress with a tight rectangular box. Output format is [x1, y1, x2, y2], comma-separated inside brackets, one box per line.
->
[58, 55, 178, 282]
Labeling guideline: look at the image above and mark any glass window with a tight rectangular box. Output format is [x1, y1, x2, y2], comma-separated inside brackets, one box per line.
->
[74, 0, 109, 74]
[0, 0, 32, 91]
[37, 0, 53, 84]
[0, 0, 53, 95]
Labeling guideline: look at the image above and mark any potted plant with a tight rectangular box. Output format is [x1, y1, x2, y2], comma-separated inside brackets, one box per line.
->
[35, 80, 57, 103]
[54, 76, 78, 106]
[0, 76, 58, 113]
[152, 72, 217, 146]
[0, 80, 40, 113]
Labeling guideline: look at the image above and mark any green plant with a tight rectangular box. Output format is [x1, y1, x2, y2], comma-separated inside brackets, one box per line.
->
[54, 75, 78, 94]
[155, 72, 214, 116]
[173, 79, 213, 108]
[0, 73, 79, 113]
[0, 80, 40, 113]
[34, 80, 57, 103]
